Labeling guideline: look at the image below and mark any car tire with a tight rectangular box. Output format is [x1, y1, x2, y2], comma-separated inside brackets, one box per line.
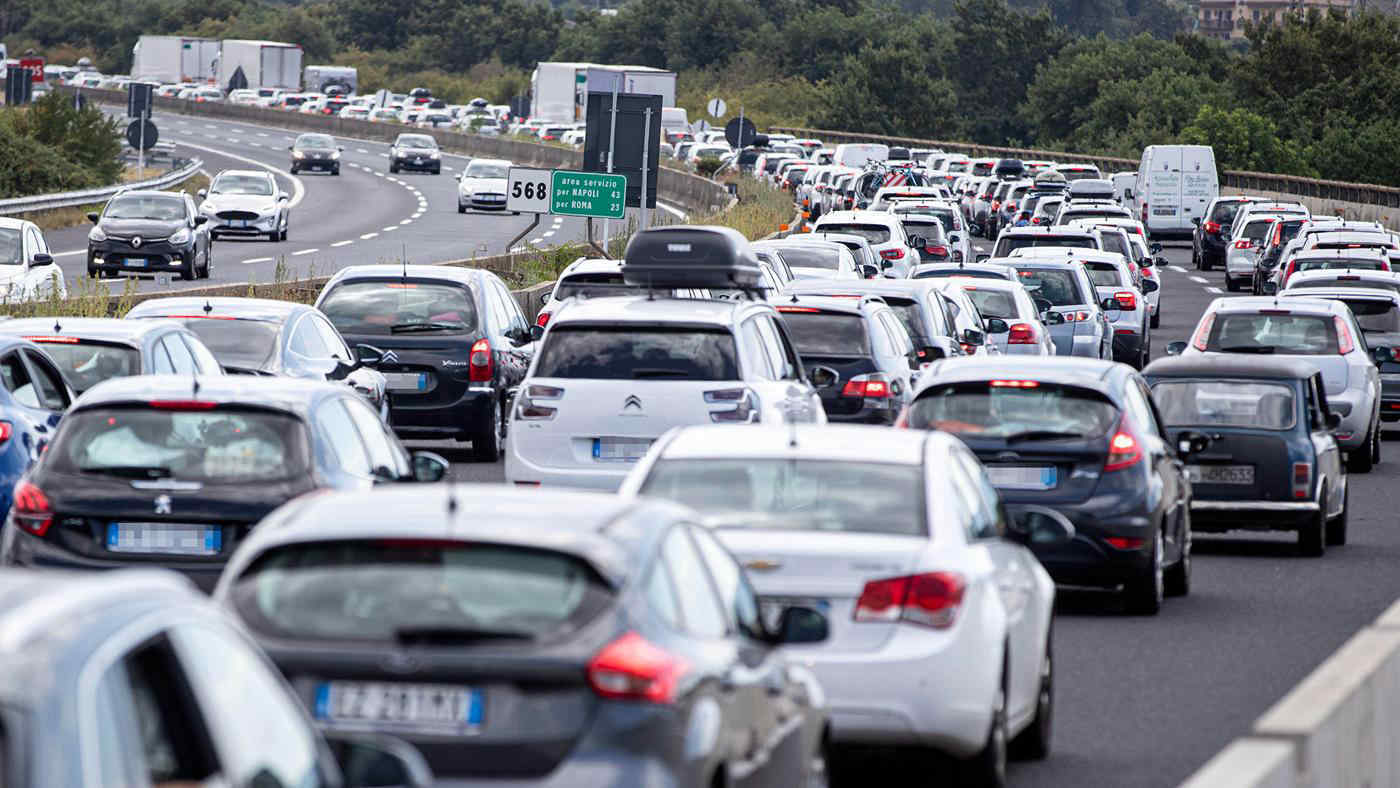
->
[1347, 424, 1377, 473]
[389, 163, 399, 174]
[289, 166, 298, 175]
[433, 167, 441, 175]
[1009, 635, 1052, 761]
[1124, 530, 1163, 615]
[961, 665, 1008, 787]
[1299, 493, 1326, 557]
[457, 204, 466, 214]
[199, 247, 212, 279]
[332, 166, 340, 176]
[1200, 253, 1212, 272]
[471, 397, 503, 462]
[1150, 308, 1160, 329]
[1165, 518, 1191, 597]
[1191, 246, 1200, 269]
[1327, 483, 1348, 546]
[1224, 275, 1239, 292]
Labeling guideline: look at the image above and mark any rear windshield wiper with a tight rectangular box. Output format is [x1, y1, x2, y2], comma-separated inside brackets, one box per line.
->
[1003, 430, 1084, 443]
[631, 368, 690, 378]
[391, 321, 466, 334]
[1218, 345, 1276, 354]
[78, 465, 173, 479]
[393, 626, 534, 645]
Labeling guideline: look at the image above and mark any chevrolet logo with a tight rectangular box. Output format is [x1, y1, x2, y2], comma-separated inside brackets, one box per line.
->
[744, 559, 782, 571]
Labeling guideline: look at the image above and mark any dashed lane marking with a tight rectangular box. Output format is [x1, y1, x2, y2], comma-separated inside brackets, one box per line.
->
[241, 257, 273, 265]
[1170, 265, 1187, 273]
[360, 233, 378, 240]
[399, 219, 413, 225]
[331, 240, 354, 248]
[1190, 276, 1209, 284]
[1206, 287, 1223, 293]
[383, 226, 399, 232]
[291, 248, 318, 256]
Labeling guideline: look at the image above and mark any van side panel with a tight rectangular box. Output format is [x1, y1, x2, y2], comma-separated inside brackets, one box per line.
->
[1180, 146, 1220, 230]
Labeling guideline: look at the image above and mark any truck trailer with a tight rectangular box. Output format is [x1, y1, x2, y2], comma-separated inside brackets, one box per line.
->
[131, 36, 220, 85]
[217, 39, 303, 92]
[530, 62, 677, 123]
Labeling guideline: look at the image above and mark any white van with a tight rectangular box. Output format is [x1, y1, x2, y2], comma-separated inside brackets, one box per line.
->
[832, 143, 889, 169]
[1135, 145, 1218, 239]
[660, 107, 688, 137]
[1110, 171, 1136, 204]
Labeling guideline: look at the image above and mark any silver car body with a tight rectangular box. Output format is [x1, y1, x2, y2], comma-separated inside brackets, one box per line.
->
[1225, 215, 1281, 288]
[198, 169, 288, 239]
[1003, 253, 1113, 359]
[768, 236, 864, 281]
[943, 277, 1055, 356]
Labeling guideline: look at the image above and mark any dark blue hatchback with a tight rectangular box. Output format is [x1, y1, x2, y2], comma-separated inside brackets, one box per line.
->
[0, 339, 73, 518]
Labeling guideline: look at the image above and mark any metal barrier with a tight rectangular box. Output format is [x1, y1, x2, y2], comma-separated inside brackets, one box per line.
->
[0, 157, 203, 216]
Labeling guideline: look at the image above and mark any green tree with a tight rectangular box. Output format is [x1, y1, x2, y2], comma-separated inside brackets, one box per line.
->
[3, 92, 122, 186]
[1179, 105, 1312, 175]
[949, 0, 1070, 144]
[817, 40, 960, 137]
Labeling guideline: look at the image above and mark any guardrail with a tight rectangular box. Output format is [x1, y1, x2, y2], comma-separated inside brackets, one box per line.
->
[770, 126, 1400, 209]
[0, 157, 204, 217]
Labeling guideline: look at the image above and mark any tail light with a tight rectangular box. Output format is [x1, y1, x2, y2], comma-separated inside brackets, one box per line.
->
[587, 632, 688, 703]
[1031, 217, 1042, 224]
[1203, 220, 1221, 234]
[1006, 202, 1016, 212]
[704, 388, 759, 423]
[880, 248, 904, 261]
[926, 245, 948, 257]
[148, 400, 217, 410]
[516, 385, 562, 421]
[841, 374, 893, 402]
[469, 338, 492, 383]
[1282, 260, 1297, 284]
[992, 201, 1001, 211]
[1104, 417, 1143, 472]
[1190, 313, 1216, 351]
[0, 422, 11, 444]
[1106, 537, 1145, 550]
[1114, 291, 1137, 310]
[1140, 265, 1154, 278]
[854, 572, 966, 629]
[1141, 204, 1148, 223]
[536, 311, 551, 328]
[1334, 316, 1355, 354]
[1008, 323, 1038, 344]
[1293, 462, 1311, 500]
[1062, 310, 1094, 323]
[12, 481, 52, 537]
[1234, 240, 1253, 250]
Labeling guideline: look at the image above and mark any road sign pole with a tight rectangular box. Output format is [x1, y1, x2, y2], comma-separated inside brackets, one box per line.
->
[138, 107, 146, 174]
[603, 84, 620, 249]
[640, 107, 652, 231]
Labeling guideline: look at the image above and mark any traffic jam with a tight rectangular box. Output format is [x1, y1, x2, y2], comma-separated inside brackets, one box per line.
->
[0, 134, 1396, 788]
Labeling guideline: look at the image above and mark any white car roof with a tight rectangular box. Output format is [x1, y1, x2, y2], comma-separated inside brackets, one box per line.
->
[1285, 269, 1400, 285]
[466, 158, 512, 168]
[655, 424, 944, 465]
[816, 211, 900, 227]
[1280, 287, 1400, 302]
[1210, 296, 1347, 316]
[0, 217, 33, 231]
[559, 258, 622, 278]
[549, 295, 752, 327]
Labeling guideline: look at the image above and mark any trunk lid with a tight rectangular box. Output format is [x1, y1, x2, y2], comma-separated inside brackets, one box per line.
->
[959, 435, 1110, 504]
[1167, 427, 1293, 501]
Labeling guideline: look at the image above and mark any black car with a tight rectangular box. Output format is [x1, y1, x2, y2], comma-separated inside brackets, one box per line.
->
[995, 158, 1025, 180]
[85, 190, 211, 281]
[0, 317, 223, 394]
[315, 265, 534, 460]
[776, 296, 924, 424]
[900, 356, 1193, 614]
[289, 132, 343, 175]
[389, 133, 442, 174]
[1192, 196, 1253, 271]
[213, 485, 829, 786]
[0, 376, 448, 590]
[124, 297, 389, 419]
[1145, 356, 1348, 556]
[1252, 216, 1310, 294]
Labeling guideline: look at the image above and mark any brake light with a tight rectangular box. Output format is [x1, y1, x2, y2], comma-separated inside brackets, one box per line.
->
[1204, 220, 1221, 234]
[1031, 217, 1042, 224]
[1140, 265, 1154, 278]
[587, 632, 688, 704]
[854, 572, 965, 628]
[927, 245, 948, 257]
[1234, 240, 1253, 250]
[1106, 537, 1145, 550]
[1008, 323, 1038, 344]
[842, 375, 892, 399]
[148, 400, 217, 410]
[469, 338, 492, 382]
[777, 306, 822, 313]
[0, 422, 10, 444]
[12, 481, 52, 537]
[881, 248, 904, 260]
[990, 379, 1039, 387]
[1191, 313, 1215, 351]
[992, 201, 1001, 211]
[1293, 462, 1311, 500]
[23, 336, 79, 343]
[1335, 315, 1355, 354]
[705, 388, 758, 423]
[1114, 291, 1137, 310]
[536, 311, 550, 327]
[1062, 310, 1094, 323]
[1104, 417, 1143, 472]
[1282, 260, 1297, 283]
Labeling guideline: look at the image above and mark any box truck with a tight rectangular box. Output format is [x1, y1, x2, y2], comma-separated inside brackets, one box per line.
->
[530, 62, 676, 123]
[303, 65, 357, 95]
[131, 36, 220, 85]
[217, 40, 303, 91]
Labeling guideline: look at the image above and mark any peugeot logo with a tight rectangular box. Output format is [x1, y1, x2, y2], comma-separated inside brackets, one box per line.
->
[380, 350, 399, 365]
[130, 236, 142, 248]
[153, 494, 172, 515]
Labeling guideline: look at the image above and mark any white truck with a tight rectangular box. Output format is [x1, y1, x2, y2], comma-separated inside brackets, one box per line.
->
[303, 65, 357, 95]
[529, 62, 677, 124]
[1134, 144, 1219, 240]
[217, 39, 303, 92]
[131, 36, 220, 85]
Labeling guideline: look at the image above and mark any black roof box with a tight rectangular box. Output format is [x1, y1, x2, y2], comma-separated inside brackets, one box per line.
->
[623, 226, 764, 290]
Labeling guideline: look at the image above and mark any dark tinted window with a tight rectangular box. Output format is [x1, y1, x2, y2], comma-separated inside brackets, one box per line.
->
[30, 340, 139, 393]
[1207, 313, 1340, 355]
[913, 268, 1009, 280]
[775, 246, 841, 271]
[104, 196, 186, 221]
[816, 224, 891, 245]
[995, 235, 1096, 255]
[1294, 258, 1386, 273]
[907, 381, 1120, 439]
[1013, 268, 1086, 306]
[295, 134, 334, 148]
[1152, 380, 1296, 430]
[1210, 200, 1249, 223]
[396, 134, 437, 148]
[1291, 278, 1400, 294]
[554, 272, 625, 300]
[963, 288, 1019, 319]
[1083, 261, 1124, 287]
[1340, 299, 1400, 333]
[1241, 220, 1275, 243]
[884, 297, 929, 340]
[167, 318, 280, 372]
[777, 311, 871, 355]
[535, 326, 739, 380]
[1099, 233, 1126, 256]
[319, 281, 478, 336]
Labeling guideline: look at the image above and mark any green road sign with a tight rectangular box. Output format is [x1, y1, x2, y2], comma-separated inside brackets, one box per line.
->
[551, 170, 626, 219]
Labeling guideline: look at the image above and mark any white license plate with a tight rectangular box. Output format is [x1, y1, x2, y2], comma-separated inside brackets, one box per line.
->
[986, 465, 1058, 490]
[594, 437, 652, 462]
[107, 522, 221, 555]
[314, 682, 482, 732]
[384, 372, 427, 391]
[230, 219, 248, 228]
[123, 258, 146, 267]
[1187, 465, 1254, 485]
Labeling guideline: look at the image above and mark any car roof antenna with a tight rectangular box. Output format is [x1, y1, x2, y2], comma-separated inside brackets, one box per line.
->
[52, 320, 61, 335]
[202, 300, 213, 315]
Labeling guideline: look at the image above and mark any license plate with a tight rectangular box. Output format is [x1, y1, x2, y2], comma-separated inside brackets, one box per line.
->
[384, 372, 427, 391]
[986, 465, 1058, 490]
[415, 157, 424, 164]
[230, 219, 247, 228]
[314, 682, 482, 733]
[1152, 207, 1176, 216]
[123, 258, 146, 268]
[106, 522, 221, 555]
[1187, 464, 1254, 485]
[593, 437, 652, 462]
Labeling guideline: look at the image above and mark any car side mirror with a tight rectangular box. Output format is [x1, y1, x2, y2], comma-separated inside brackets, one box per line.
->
[916, 344, 944, 362]
[287, 145, 295, 150]
[1043, 311, 1066, 325]
[1327, 411, 1343, 430]
[860, 263, 879, 279]
[30, 253, 53, 267]
[1191, 217, 1200, 226]
[86, 212, 100, 223]
[908, 235, 926, 249]
[985, 318, 1010, 334]
[193, 216, 208, 225]
[807, 365, 838, 389]
[529, 324, 545, 342]
[1166, 341, 1188, 356]
[1100, 297, 1122, 313]
[1373, 346, 1393, 365]
[975, 253, 991, 263]
[1141, 279, 1159, 294]
[455, 174, 462, 181]
[278, 192, 289, 201]
[325, 732, 435, 788]
[409, 451, 449, 483]
[354, 343, 385, 367]
[1125, 189, 1134, 200]
[1004, 504, 1075, 546]
[769, 605, 829, 645]
[338, 146, 345, 152]
[196, 188, 207, 199]
[963, 327, 985, 346]
[1150, 242, 1163, 254]
[1175, 430, 1211, 457]
[506, 326, 532, 347]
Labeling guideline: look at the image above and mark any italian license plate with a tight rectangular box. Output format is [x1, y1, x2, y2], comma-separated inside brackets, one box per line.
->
[384, 372, 427, 391]
[123, 258, 146, 268]
[230, 219, 247, 228]
[314, 682, 482, 733]
[414, 157, 424, 164]
[593, 437, 652, 462]
[986, 465, 1058, 490]
[1187, 464, 1254, 485]
[106, 522, 221, 555]
[1153, 206, 1176, 216]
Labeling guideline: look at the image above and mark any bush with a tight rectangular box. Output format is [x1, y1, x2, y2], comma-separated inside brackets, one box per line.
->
[695, 156, 725, 178]
[0, 91, 123, 197]
[0, 125, 103, 198]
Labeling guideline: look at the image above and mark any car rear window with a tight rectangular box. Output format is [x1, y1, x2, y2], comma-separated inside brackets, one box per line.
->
[1242, 221, 1275, 243]
[776, 246, 841, 271]
[1295, 258, 1386, 273]
[994, 235, 1095, 256]
[776, 311, 871, 355]
[51, 406, 309, 483]
[906, 381, 1119, 439]
[231, 541, 612, 642]
[1206, 313, 1339, 355]
[1152, 381, 1296, 431]
[640, 459, 926, 536]
[319, 281, 478, 336]
[166, 318, 280, 373]
[882, 297, 929, 340]
[815, 224, 891, 245]
[913, 269, 1009, 280]
[554, 272, 625, 300]
[534, 326, 739, 380]
[28, 340, 140, 393]
[962, 287, 1019, 319]
[1340, 299, 1400, 333]
[1098, 233, 1127, 256]
[1210, 200, 1249, 223]
[1290, 278, 1400, 294]
[1083, 261, 1124, 287]
[1013, 268, 1086, 306]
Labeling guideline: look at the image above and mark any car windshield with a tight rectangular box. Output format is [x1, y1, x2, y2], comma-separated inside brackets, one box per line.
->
[31, 341, 140, 394]
[0, 229, 21, 265]
[1339, 299, 1400, 332]
[295, 135, 334, 149]
[777, 311, 871, 355]
[1206, 313, 1339, 355]
[319, 281, 478, 336]
[1210, 200, 1249, 223]
[1013, 268, 1085, 306]
[163, 318, 281, 372]
[104, 196, 185, 221]
[231, 540, 611, 642]
[1083, 261, 1124, 287]
[534, 326, 739, 380]
[816, 224, 891, 245]
[915, 269, 1008, 280]
[962, 287, 1019, 319]
[641, 459, 926, 536]
[211, 175, 273, 196]
[397, 135, 437, 149]
[465, 162, 507, 178]
[1061, 209, 1128, 223]
[775, 246, 841, 271]
[51, 407, 309, 483]
[906, 381, 1120, 439]
[995, 236, 1094, 255]
[1153, 380, 1296, 430]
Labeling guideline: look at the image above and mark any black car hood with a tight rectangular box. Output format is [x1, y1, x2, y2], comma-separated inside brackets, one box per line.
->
[99, 218, 184, 237]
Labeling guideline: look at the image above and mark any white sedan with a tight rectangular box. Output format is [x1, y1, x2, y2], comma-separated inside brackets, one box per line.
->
[621, 424, 1068, 786]
[455, 158, 514, 214]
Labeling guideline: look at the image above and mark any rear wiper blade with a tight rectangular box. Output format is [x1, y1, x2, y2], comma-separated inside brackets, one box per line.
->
[393, 626, 533, 644]
[631, 368, 690, 378]
[391, 321, 466, 333]
[1219, 345, 1276, 354]
[79, 465, 173, 479]
[1003, 430, 1083, 443]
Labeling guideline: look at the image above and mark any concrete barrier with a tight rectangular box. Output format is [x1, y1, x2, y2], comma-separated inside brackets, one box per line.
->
[1180, 740, 1298, 788]
[1221, 186, 1400, 230]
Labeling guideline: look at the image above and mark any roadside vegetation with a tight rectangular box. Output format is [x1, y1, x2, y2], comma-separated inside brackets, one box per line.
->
[0, 92, 122, 198]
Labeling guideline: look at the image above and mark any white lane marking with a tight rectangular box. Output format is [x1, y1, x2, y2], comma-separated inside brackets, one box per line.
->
[399, 219, 412, 225]
[357, 148, 368, 154]
[242, 257, 273, 265]
[205, 124, 217, 130]
[248, 142, 261, 147]
[657, 200, 687, 219]
[291, 248, 318, 256]
[543, 231, 555, 238]
[1170, 265, 1187, 273]
[1190, 276, 1209, 284]
[360, 233, 378, 240]
[331, 240, 354, 248]
[383, 226, 398, 232]
[1206, 287, 1223, 293]
[226, 137, 240, 143]
[257, 132, 268, 137]
[205, 134, 219, 140]
[412, 212, 423, 219]
[530, 237, 543, 244]
[52, 250, 86, 258]
[172, 140, 307, 208]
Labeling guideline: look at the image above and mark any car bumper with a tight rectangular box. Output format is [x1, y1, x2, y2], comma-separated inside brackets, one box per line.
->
[395, 157, 440, 171]
[1329, 393, 1371, 449]
[1190, 499, 1319, 532]
[1070, 333, 1102, 358]
[88, 245, 193, 273]
[1199, 235, 1227, 260]
[1, 529, 225, 592]
[505, 444, 632, 491]
[293, 158, 338, 170]
[389, 388, 493, 440]
[466, 195, 508, 210]
[207, 214, 277, 235]
[1111, 330, 1145, 361]
[1012, 498, 1155, 589]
